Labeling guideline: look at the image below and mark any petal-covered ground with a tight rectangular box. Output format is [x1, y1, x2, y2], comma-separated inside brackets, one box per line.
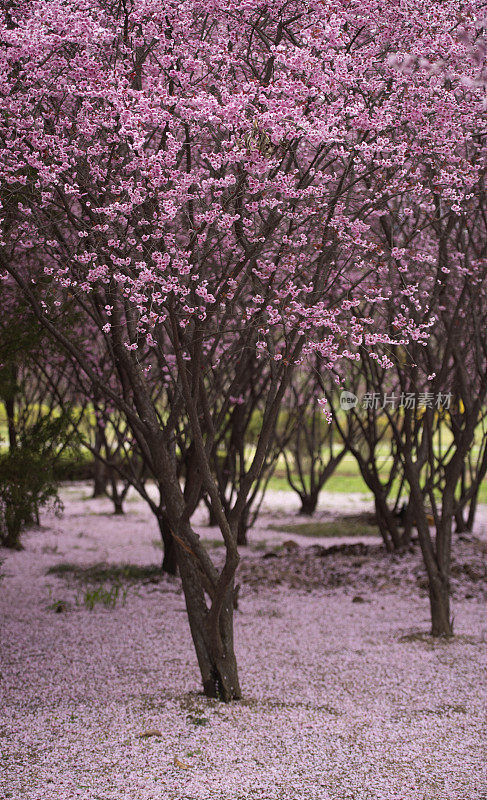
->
[1, 484, 486, 800]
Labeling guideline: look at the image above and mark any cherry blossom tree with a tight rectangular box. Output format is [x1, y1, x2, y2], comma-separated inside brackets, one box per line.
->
[1, 0, 484, 693]
[344, 182, 487, 636]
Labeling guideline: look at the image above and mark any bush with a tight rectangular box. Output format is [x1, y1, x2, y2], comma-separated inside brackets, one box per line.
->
[51, 450, 95, 482]
[0, 417, 67, 548]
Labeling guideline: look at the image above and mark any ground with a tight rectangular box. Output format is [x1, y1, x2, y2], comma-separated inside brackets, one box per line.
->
[1, 484, 486, 800]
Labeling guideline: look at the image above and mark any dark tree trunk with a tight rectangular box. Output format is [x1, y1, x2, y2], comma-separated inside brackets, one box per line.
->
[236, 506, 249, 545]
[298, 491, 319, 516]
[428, 573, 453, 636]
[430, 507, 453, 636]
[92, 424, 107, 497]
[207, 505, 219, 527]
[109, 474, 125, 515]
[375, 494, 406, 551]
[92, 461, 107, 498]
[466, 496, 478, 532]
[157, 512, 178, 575]
[359, 468, 404, 551]
[178, 550, 241, 701]
[398, 503, 415, 548]
[374, 497, 394, 552]
[408, 479, 454, 638]
[112, 498, 124, 515]
[454, 508, 467, 532]
[1, 504, 23, 549]
[5, 398, 16, 453]
[4, 364, 18, 454]
[162, 538, 178, 575]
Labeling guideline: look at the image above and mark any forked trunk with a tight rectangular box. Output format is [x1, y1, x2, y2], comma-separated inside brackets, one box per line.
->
[298, 491, 319, 516]
[364, 472, 404, 550]
[178, 553, 241, 701]
[110, 477, 126, 515]
[374, 496, 404, 551]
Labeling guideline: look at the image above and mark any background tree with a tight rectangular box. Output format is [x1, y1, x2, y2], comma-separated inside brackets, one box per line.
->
[280, 366, 348, 516]
[0, 295, 80, 547]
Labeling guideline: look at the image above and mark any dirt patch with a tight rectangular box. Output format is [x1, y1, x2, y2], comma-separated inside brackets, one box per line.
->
[238, 537, 487, 600]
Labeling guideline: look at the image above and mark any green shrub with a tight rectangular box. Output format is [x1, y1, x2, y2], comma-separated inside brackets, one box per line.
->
[82, 582, 128, 610]
[0, 416, 68, 548]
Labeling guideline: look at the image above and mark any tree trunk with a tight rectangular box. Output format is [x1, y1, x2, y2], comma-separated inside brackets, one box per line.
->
[92, 460, 107, 498]
[2, 506, 23, 549]
[373, 497, 393, 552]
[178, 550, 241, 701]
[466, 496, 478, 532]
[109, 476, 125, 515]
[399, 503, 415, 548]
[4, 364, 18, 454]
[454, 508, 467, 533]
[298, 491, 319, 516]
[157, 511, 178, 575]
[236, 506, 249, 545]
[112, 498, 124, 515]
[376, 494, 406, 550]
[162, 538, 178, 575]
[5, 398, 16, 453]
[408, 478, 454, 638]
[92, 424, 107, 497]
[207, 504, 219, 527]
[1, 527, 23, 549]
[428, 572, 453, 636]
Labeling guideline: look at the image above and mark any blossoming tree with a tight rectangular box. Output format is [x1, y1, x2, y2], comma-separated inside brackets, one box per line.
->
[1, 0, 484, 695]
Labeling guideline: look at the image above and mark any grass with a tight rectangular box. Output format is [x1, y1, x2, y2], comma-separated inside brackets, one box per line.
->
[265, 451, 387, 496]
[250, 540, 274, 551]
[269, 515, 380, 539]
[82, 582, 128, 610]
[46, 562, 160, 610]
[153, 537, 224, 550]
[266, 459, 373, 496]
[46, 583, 128, 612]
[47, 562, 162, 583]
[267, 453, 487, 503]
[202, 538, 225, 549]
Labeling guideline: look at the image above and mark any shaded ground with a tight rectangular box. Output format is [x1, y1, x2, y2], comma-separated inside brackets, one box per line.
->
[237, 535, 487, 598]
[1, 484, 486, 800]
